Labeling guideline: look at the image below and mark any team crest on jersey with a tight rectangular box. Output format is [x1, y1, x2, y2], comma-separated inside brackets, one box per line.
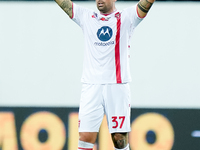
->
[97, 26, 113, 42]
[115, 12, 121, 19]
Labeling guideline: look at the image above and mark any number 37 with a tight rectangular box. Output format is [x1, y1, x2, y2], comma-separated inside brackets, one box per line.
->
[112, 116, 125, 129]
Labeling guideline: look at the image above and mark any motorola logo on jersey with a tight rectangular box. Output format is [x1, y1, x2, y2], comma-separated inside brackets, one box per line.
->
[97, 26, 113, 42]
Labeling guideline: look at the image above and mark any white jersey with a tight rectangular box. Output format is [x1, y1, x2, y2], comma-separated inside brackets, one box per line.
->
[72, 3, 143, 84]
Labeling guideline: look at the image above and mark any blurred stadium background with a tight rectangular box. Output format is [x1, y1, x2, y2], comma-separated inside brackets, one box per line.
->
[0, 0, 200, 149]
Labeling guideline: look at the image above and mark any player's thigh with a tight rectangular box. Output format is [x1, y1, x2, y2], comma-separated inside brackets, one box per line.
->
[79, 84, 104, 133]
[104, 83, 131, 133]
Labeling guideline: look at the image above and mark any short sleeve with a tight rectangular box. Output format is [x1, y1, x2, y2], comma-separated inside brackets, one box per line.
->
[124, 4, 144, 29]
[71, 3, 91, 27]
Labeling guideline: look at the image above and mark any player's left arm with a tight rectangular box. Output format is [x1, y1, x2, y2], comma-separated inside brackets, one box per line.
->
[137, 0, 155, 18]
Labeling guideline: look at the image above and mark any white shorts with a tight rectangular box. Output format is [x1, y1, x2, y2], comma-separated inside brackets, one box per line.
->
[78, 83, 131, 133]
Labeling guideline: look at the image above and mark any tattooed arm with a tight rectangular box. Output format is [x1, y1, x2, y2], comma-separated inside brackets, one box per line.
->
[137, 0, 155, 18]
[55, 0, 73, 18]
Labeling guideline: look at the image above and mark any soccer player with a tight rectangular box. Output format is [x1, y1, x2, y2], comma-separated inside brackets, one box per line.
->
[54, 0, 155, 149]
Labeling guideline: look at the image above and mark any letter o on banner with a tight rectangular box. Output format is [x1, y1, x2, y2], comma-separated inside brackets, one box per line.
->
[129, 112, 174, 150]
[20, 111, 66, 150]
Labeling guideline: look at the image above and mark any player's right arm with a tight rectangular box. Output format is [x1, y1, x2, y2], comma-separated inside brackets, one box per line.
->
[55, 0, 73, 18]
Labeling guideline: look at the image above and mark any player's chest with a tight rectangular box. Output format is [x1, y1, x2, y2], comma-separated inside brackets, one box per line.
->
[82, 14, 126, 41]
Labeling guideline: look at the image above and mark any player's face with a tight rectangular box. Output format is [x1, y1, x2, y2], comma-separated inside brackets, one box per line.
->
[96, 0, 116, 14]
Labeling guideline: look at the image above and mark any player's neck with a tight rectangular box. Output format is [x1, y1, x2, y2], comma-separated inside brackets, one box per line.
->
[100, 8, 117, 16]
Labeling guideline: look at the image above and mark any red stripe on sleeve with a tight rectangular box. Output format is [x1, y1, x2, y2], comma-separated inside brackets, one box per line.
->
[70, 3, 74, 19]
[115, 12, 122, 83]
